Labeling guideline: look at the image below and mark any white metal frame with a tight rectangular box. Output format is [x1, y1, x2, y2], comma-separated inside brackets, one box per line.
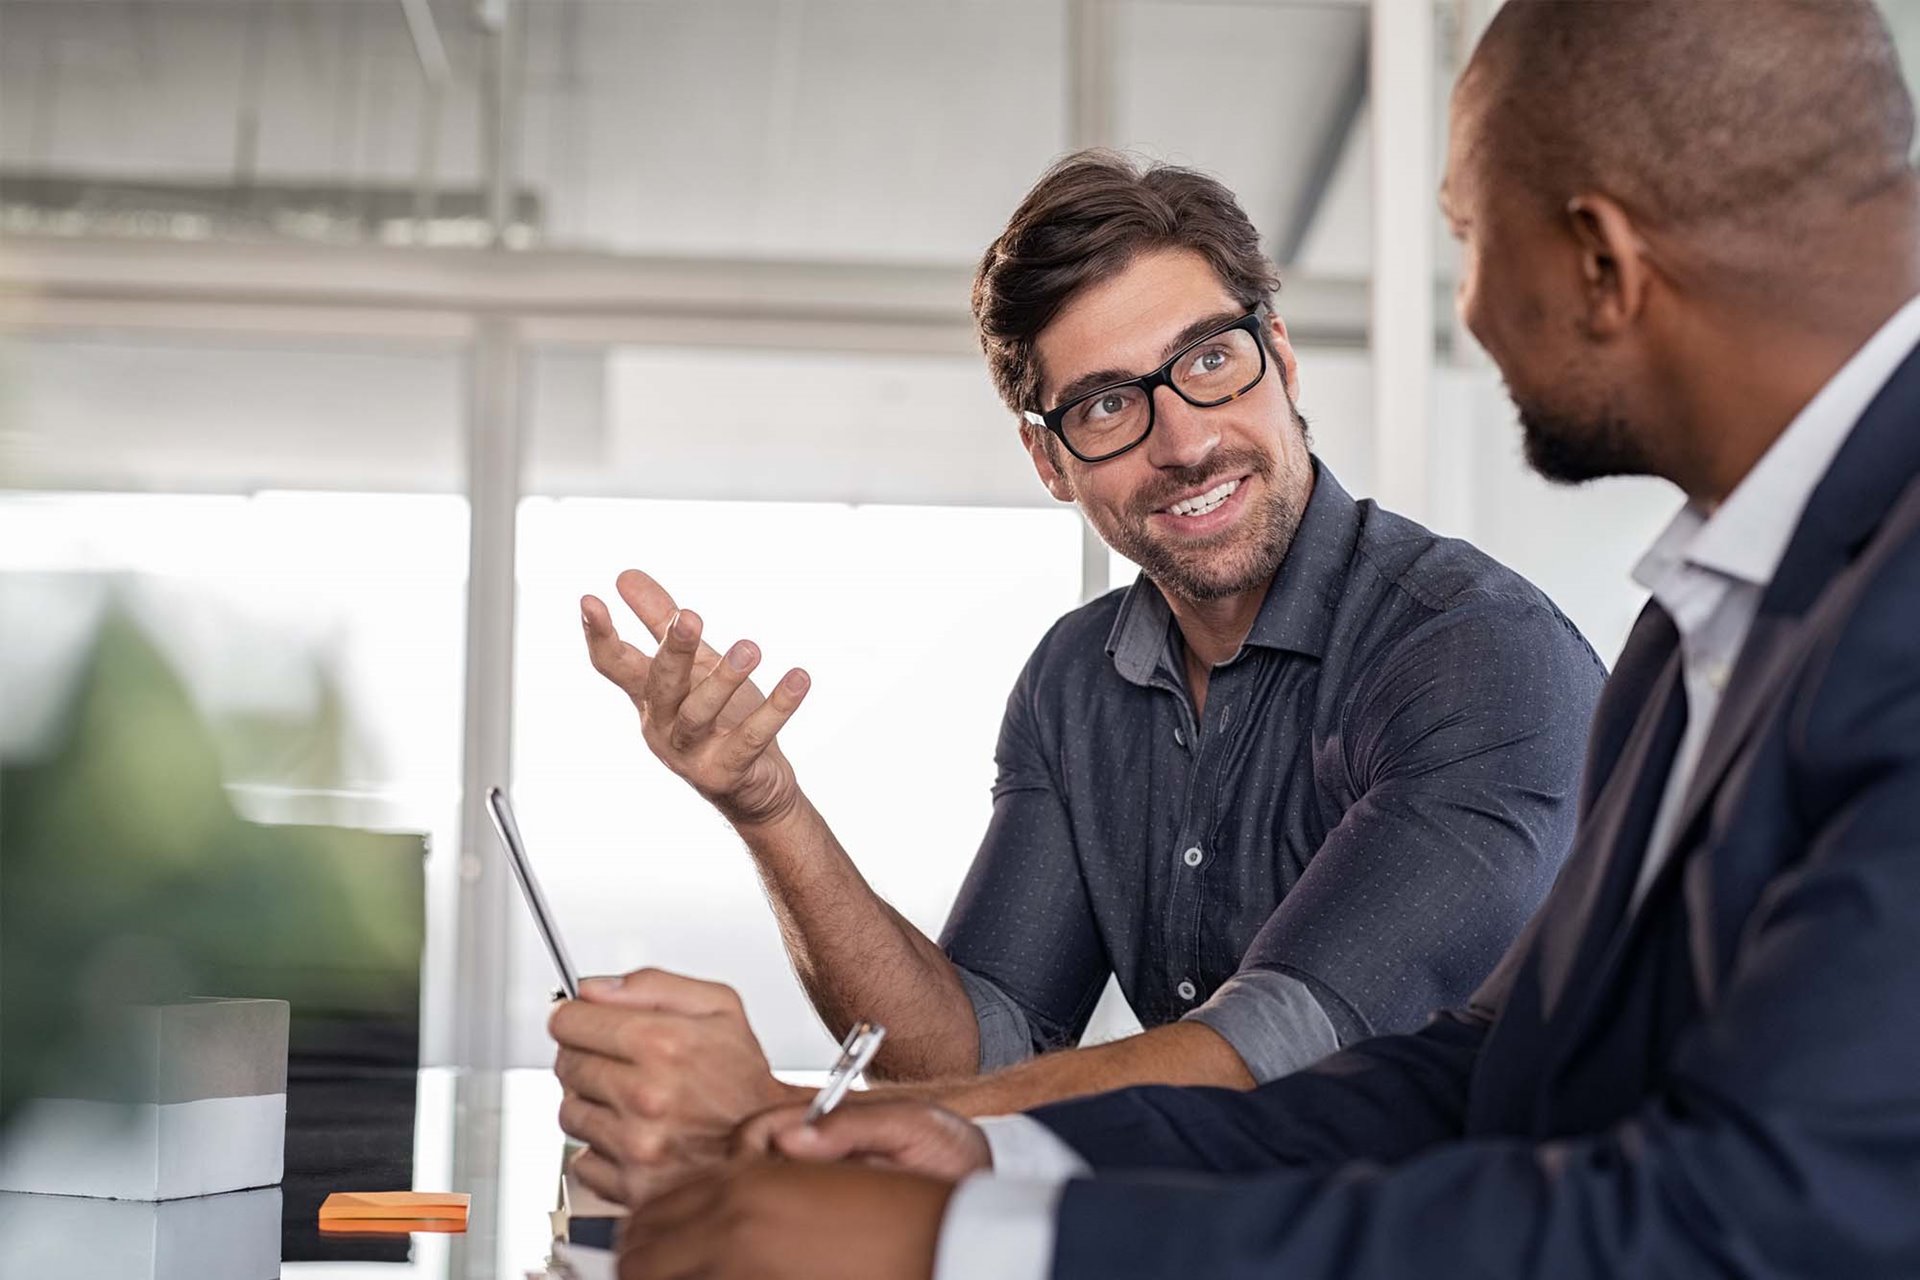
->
[1370, 0, 1437, 522]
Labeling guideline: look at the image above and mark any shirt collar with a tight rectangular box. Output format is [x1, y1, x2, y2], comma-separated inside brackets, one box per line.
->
[1642, 291, 1920, 593]
[1106, 460, 1361, 685]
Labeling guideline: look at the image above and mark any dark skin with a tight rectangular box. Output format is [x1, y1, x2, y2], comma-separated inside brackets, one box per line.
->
[618, 1160, 952, 1280]
[1444, 65, 1920, 510]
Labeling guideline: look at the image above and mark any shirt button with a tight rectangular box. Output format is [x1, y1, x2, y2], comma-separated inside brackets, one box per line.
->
[1173, 727, 1186, 747]
[1182, 846, 1204, 867]
[1177, 979, 1198, 1001]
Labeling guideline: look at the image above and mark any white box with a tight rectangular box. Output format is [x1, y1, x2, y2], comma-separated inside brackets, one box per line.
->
[0, 998, 288, 1201]
[0, 1185, 281, 1280]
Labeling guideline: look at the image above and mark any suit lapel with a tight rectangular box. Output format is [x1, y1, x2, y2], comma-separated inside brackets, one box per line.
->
[1653, 611, 1809, 876]
[1535, 606, 1686, 1013]
[1554, 339, 1920, 1047]
[1639, 339, 1920, 918]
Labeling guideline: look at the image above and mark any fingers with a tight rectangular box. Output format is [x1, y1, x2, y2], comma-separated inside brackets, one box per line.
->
[559, 1092, 627, 1155]
[613, 569, 683, 642]
[719, 669, 811, 770]
[767, 1106, 916, 1164]
[732, 1102, 813, 1158]
[570, 1146, 630, 1206]
[581, 595, 652, 694]
[669, 640, 762, 747]
[553, 1045, 632, 1109]
[579, 968, 749, 1019]
[767, 1102, 992, 1180]
[643, 608, 703, 726]
[550, 998, 651, 1060]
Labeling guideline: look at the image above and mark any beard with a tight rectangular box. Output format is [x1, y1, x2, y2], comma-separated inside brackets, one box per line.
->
[1091, 422, 1309, 605]
[1514, 390, 1657, 486]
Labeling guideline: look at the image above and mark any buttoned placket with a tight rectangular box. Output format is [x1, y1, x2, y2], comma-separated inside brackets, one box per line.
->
[1153, 650, 1246, 1013]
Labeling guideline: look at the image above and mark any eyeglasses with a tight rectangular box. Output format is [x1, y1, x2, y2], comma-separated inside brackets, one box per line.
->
[1023, 311, 1270, 463]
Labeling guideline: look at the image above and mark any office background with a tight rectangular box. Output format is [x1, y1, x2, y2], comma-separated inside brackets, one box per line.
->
[5, 0, 1919, 1082]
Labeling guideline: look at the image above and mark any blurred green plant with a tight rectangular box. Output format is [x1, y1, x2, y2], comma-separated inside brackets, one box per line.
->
[1, 605, 422, 1127]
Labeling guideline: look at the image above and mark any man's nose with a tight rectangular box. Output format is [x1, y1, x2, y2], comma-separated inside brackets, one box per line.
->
[1142, 386, 1220, 471]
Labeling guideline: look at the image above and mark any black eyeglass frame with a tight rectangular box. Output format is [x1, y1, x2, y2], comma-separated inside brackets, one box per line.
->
[1022, 310, 1271, 463]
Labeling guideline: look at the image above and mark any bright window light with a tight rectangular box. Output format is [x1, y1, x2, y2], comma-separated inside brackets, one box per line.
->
[511, 497, 1083, 1069]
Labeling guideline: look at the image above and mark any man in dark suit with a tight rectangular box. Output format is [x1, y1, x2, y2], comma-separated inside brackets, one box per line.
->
[613, 2, 1920, 1276]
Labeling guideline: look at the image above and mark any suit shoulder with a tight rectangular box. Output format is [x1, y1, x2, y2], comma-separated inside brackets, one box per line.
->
[1795, 511, 1920, 761]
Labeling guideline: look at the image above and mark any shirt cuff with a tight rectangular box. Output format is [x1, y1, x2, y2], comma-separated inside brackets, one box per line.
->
[932, 1173, 1071, 1280]
[1181, 966, 1343, 1084]
[977, 1113, 1092, 1179]
[954, 966, 1041, 1072]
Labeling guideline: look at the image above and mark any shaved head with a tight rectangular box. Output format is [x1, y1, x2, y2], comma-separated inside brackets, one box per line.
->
[1444, 0, 1920, 499]
[1460, 0, 1915, 284]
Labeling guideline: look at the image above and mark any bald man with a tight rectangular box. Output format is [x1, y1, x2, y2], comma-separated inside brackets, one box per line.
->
[608, 3, 1920, 1277]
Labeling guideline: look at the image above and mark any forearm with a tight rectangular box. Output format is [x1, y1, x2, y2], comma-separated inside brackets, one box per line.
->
[735, 792, 980, 1080]
[878, 1021, 1253, 1119]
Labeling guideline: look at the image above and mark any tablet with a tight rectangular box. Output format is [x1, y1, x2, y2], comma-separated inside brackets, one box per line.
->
[484, 786, 581, 1000]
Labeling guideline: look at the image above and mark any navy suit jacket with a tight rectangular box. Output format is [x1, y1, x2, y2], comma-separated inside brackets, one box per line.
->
[1030, 347, 1920, 1279]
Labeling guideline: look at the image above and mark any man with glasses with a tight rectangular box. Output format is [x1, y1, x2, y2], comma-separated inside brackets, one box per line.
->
[551, 152, 1605, 1206]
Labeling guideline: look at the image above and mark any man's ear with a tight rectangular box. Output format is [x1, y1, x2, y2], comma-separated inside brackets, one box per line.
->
[1019, 423, 1076, 503]
[1565, 194, 1651, 339]
[1266, 312, 1301, 397]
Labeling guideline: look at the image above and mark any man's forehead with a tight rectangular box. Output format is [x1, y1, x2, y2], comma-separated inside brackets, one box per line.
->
[1033, 252, 1244, 400]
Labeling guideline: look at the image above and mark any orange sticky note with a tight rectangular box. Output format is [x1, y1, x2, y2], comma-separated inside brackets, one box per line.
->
[319, 1216, 469, 1237]
[319, 1191, 471, 1228]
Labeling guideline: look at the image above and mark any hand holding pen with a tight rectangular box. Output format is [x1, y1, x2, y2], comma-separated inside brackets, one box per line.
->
[804, 1021, 887, 1123]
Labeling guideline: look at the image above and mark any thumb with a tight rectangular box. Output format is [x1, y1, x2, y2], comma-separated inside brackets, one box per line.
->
[579, 968, 743, 1017]
[769, 1105, 920, 1164]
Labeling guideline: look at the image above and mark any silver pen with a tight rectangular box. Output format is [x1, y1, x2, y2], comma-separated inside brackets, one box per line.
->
[804, 1020, 887, 1123]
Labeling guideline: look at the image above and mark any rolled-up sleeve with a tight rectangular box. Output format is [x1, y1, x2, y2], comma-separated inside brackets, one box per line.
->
[1230, 599, 1603, 1043]
[1183, 967, 1343, 1083]
[940, 651, 1109, 1069]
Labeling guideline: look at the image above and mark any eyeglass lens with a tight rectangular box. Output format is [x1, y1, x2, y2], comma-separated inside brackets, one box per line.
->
[1059, 324, 1263, 459]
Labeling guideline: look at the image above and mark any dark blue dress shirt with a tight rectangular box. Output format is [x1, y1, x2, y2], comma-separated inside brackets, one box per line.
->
[939, 462, 1605, 1076]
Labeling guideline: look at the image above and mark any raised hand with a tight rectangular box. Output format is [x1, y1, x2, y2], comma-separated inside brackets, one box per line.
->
[581, 569, 811, 828]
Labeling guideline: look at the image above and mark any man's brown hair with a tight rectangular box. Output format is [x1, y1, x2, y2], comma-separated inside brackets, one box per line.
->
[971, 149, 1284, 420]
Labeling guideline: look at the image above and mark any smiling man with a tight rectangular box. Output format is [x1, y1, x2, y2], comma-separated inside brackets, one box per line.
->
[552, 152, 1604, 1203]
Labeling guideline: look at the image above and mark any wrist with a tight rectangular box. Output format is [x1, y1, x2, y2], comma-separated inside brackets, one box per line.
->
[728, 787, 815, 844]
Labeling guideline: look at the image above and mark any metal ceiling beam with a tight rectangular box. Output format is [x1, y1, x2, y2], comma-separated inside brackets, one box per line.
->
[0, 233, 1392, 350]
[1276, 24, 1368, 267]
[1066, 0, 1115, 151]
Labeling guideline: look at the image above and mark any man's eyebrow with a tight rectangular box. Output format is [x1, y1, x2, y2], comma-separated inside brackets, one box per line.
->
[1045, 309, 1248, 411]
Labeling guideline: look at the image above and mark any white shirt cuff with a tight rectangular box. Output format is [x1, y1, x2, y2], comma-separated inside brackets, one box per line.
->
[932, 1172, 1071, 1280]
[976, 1113, 1092, 1179]
[930, 1117, 1089, 1280]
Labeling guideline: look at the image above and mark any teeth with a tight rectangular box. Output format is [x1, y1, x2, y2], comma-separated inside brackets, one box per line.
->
[1168, 478, 1239, 518]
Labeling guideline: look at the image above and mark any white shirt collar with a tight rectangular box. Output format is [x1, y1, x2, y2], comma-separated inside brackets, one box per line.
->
[1635, 291, 1920, 594]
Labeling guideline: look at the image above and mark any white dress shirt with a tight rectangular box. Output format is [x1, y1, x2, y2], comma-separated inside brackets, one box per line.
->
[1629, 290, 1920, 910]
[929, 292, 1920, 1280]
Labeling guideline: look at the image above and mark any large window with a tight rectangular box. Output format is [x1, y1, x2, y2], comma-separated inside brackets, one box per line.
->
[0, 490, 470, 1058]
[509, 496, 1084, 1067]
[0, 327, 470, 1062]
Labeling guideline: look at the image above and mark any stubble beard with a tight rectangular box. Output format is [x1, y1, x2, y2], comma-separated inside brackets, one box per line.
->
[1513, 385, 1656, 486]
[1095, 435, 1307, 606]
